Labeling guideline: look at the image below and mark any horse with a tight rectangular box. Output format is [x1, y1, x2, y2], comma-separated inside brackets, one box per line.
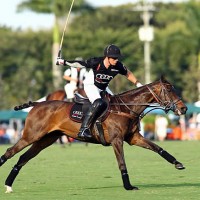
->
[46, 88, 87, 146]
[0, 76, 187, 193]
[46, 88, 86, 101]
[46, 89, 66, 101]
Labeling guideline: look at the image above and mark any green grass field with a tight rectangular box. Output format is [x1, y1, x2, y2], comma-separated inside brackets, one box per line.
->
[0, 141, 200, 200]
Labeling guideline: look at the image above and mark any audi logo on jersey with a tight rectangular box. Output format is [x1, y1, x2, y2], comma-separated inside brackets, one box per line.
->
[96, 74, 113, 81]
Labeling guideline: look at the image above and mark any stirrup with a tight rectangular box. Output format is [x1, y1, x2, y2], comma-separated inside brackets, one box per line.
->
[78, 127, 92, 139]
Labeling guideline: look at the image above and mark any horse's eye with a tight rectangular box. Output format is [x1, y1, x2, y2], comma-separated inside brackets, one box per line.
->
[165, 84, 172, 92]
[167, 86, 171, 91]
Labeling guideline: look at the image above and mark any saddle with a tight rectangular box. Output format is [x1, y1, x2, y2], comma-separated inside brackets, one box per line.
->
[69, 93, 90, 122]
[69, 92, 110, 146]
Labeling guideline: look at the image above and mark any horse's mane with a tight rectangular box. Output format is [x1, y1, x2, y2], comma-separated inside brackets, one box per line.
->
[112, 79, 160, 99]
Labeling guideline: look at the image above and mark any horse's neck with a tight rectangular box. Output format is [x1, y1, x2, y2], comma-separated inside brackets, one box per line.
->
[110, 84, 159, 114]
[111, 86, 152, 103]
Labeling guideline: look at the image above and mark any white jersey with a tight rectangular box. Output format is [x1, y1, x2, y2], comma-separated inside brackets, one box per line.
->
[64, 67, 87, 87]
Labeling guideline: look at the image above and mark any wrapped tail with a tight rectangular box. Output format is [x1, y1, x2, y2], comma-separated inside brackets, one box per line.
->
[14, 101, 38, 111]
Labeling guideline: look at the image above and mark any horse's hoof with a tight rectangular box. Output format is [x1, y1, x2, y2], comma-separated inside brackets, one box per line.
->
[132, 186, 139, 190]
[175, 162, 185, 170]
[5, 185, 13, 193]
[124, 185, 139, 190]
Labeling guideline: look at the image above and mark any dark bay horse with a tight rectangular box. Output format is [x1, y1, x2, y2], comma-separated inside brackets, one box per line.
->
[46, 88, 86, 101]
[46, 89, 66, 101]
[46, 88, 87, 145]
[0, 76, 187, 193]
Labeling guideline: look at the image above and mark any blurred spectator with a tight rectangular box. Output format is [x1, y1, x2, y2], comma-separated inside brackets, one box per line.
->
[172, 122, 182, 140]
[0, 124, 10, 144]
[6, 126, 17, 144]
[155, 115, 168, 141]
[63, 57, 87, 102]
[185, 114, 200, 140]
[196, 113, 200, 129]
[144, 123, 155, 140]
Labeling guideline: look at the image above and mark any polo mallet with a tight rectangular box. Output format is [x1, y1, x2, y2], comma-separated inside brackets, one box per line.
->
[57, 0, 75, 61]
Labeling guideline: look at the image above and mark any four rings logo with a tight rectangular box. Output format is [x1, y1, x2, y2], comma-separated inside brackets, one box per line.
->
[72, 110, 83, 119]
[96, 74, 113, 81]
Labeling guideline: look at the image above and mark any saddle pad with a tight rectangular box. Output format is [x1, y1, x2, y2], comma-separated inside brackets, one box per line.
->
[70, 103, 83, 123]
[69, 103, 110, 123]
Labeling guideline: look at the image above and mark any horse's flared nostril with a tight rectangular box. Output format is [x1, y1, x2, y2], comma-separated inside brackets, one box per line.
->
[181, 107, 187, 114]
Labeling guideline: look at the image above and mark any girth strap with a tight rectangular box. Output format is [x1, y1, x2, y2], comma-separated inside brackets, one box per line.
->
[94, 121, 110, 146]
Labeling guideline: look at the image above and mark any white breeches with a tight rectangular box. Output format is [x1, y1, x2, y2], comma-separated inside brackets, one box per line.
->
[64, 83, 77, 99]
[84, 84, 113, 103]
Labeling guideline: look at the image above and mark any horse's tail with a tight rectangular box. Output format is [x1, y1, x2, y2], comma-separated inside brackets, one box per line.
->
[14, 101, 39, 111]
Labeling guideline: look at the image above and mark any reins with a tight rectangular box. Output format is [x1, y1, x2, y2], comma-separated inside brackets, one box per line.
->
[109, 80, 181, 119]
[109, 95, 161, 120]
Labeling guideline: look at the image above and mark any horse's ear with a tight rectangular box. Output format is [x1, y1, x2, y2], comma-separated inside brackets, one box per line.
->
[160, 74, 166, 82]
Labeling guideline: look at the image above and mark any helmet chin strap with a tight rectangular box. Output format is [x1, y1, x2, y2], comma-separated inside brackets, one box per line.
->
[104, 57, 111, 68]
[108, 58, 112, 66]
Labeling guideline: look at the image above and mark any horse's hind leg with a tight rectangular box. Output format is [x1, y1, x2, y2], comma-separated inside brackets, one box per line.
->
[5, 131, 62, 193]
[0, 125, 53, 167]
[129, 132, 185, 170]
[0, 137, 31, 167]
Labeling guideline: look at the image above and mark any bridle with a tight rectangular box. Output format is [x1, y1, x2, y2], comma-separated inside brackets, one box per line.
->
[146, 79, 182, 113]
[110, 79, 182, 119]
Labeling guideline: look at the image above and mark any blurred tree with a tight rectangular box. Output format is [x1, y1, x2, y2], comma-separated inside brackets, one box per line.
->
[181, 0, 200, 102]
[17, 0, 94, 89]
[151, 1, 200, 102]
[0, 28, 52, 108]
[1, 1, 200, 109]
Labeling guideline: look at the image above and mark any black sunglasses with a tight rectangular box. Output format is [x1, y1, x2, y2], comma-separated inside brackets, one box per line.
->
[109, 57, 118, 60]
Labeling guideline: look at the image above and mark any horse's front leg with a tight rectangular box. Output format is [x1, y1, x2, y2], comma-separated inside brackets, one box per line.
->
[128, 132, 185, 170]
[111, 137, 138, 190]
